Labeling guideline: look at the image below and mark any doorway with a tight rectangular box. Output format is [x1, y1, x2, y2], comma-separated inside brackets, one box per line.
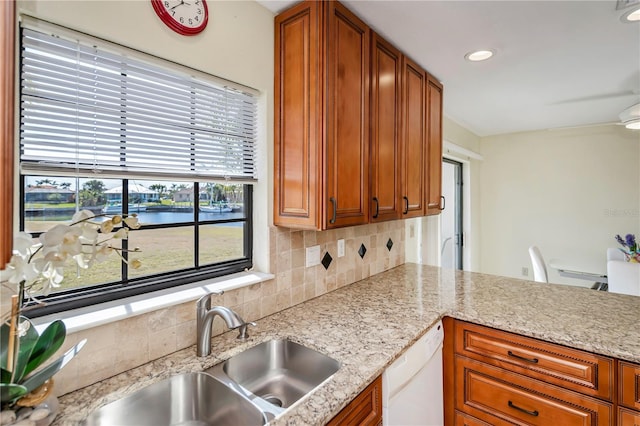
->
[441, 159, 463, 269]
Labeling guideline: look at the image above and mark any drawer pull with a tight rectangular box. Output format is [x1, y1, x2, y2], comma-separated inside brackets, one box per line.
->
[507, 350, 539, 364]
[508, 400, 539, 417]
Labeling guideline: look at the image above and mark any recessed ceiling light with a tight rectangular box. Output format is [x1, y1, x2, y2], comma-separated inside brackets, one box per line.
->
[464, 50, 495, 62]
[621, 5, 640, 22]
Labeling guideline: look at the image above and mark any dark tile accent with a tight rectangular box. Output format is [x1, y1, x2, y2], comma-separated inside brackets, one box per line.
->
[321, 252, 333, 270]
[358, 244, 367, 259]
[386, 238, 393, 251]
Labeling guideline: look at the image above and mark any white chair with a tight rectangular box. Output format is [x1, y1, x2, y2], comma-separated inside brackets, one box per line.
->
[607, 247, 626, 262]
[528, 246, 548, 283]
[607, 257, 640, 296]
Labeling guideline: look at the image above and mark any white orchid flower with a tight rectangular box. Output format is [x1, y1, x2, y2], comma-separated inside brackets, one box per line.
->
[5, 253, 40, 285]
[100, 219, 114, 234]
[71, 209, 95, 223]
[38, 259, 65, 295]
[4, 208, 142, 302]
[123, 216, 140, 229]
[12, 232, 35, 257]
[78, 222, 99, 245]
[113, 228, 128, 239]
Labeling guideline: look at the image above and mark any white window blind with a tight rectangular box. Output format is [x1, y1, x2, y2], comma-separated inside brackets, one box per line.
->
[20, 24, 258, 182]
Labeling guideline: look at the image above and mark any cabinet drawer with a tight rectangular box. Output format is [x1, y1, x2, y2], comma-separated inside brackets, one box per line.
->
[455, 355, 613, 426]
[455, 320, 613, 400]
[620, 361, 640, 411]
[455, 410, 492, 426]
[619, 407, 640, 426]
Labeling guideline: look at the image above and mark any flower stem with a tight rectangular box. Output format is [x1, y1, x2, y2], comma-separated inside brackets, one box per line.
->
[7, 295, 19, 379]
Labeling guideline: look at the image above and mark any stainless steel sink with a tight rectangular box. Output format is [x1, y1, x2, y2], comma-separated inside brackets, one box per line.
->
[82, 372, 267, 426]
[207, 339, 340, 413]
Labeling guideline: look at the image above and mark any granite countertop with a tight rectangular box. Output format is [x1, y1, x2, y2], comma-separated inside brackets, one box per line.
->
[54, 263, 640, 425]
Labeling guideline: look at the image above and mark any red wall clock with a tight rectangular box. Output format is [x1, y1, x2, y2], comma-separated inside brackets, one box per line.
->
[151, 0, 208, 36]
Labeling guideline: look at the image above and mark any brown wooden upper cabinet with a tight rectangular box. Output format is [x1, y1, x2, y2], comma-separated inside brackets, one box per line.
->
[1, 0, 16, 265]
[369, 32, 401, 223]
[274, 0, 370, 230]
[274, 0, 444, 229]
[426, 74, 444, 215]
[400, 56, 428, 218]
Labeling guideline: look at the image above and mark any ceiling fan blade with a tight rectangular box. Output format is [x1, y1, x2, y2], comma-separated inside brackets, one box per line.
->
[550, 90, 638, 105]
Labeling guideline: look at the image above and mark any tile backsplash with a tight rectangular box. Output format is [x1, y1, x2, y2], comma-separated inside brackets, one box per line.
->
[45, 221, 406, 396]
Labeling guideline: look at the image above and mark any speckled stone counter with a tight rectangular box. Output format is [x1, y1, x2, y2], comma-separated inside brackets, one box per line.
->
[54, 263, 640, 425]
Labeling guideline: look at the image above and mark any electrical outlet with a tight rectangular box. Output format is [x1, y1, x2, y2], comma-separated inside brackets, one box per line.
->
[409, 224, 415, 238]
[337, 239, 345, 257]
[305, 245, 321, 267]
[522, 267, 529, 276]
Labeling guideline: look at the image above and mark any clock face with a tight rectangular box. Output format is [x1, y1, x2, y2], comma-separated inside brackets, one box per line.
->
[151, 0, 208, 36]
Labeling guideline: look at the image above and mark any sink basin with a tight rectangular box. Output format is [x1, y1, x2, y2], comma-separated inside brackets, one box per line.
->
[82, 372, 266, 426]
[207, 339, 340, 411]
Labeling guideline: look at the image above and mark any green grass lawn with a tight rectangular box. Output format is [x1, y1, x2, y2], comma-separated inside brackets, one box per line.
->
[30, 223, 244, 293]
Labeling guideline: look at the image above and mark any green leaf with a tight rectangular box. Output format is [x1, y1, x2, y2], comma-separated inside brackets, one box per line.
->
[23, 320, 66, 378]
[0, 383, 28, 405]
[21, 339, 86, 394]
[10, 318, 40, 384]
[1, 367, 11, 384]
[0, 316, 39, 383]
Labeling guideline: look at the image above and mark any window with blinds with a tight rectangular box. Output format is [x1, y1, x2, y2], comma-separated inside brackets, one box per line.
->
[18, 20, 257, 316]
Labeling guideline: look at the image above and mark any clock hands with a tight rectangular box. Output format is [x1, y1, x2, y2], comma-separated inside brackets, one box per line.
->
[169, 0, 190, 11]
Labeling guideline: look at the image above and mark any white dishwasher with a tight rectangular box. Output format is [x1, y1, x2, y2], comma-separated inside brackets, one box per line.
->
[382, 320, 445, 426]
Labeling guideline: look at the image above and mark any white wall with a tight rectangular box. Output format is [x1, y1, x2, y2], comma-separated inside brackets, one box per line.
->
[409, 116, 483, 271]
[16, 0, 275, 272]
[479, 124, 640, 286]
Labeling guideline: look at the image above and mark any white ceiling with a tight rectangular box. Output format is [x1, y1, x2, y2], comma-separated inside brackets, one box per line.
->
[257, 0, 640, 137]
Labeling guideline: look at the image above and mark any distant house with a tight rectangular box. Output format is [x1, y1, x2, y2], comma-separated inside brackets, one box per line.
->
[105, 183, 157, 203]
[172, 187, 214, 203]
[173, 187, 194, 203]
[25, 185, 74, 203]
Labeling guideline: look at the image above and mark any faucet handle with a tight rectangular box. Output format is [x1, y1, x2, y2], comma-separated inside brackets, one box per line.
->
[196, 290, 224, 311]
[237, 321, 257, 340]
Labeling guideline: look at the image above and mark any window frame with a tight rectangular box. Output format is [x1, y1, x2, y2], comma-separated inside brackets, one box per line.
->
[16, 20, 257, 317]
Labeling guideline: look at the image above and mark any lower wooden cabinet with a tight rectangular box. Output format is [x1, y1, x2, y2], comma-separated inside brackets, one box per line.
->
[454, 410, 492, 426]
[445, 319, 617, 426]
[456, 355, 613, 425]
[326, 376, 382, 426]
[619, 361, 640, 425]
[619, 407, 640, 426]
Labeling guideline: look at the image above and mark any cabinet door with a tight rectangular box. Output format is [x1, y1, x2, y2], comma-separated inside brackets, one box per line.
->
[426, 74, 443, 215]
[620, 361, 640, 411]
[325, 1, 370, 229]
[369, 32, 401, 223]
[400, 56, 427, 218]
[1, 0, 15, 264]
[274, 1, 322, 229]
[618, 407, 640, 426]
[327, 376, 382, 426]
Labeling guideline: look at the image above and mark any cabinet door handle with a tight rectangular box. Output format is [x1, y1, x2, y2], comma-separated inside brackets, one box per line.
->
[507, 350, 539, 364]
[440, 195, 445, 210]
[329, 197, 337, 224]
[403, 196, 409, 214]
[508, 400, 539, 417]
[372, 197, 379, 218]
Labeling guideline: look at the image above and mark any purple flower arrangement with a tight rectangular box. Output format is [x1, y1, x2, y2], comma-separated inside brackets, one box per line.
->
[615, 233, 640, 262]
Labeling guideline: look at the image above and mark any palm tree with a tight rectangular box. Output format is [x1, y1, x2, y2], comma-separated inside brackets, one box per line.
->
[80, 180, 106, 207]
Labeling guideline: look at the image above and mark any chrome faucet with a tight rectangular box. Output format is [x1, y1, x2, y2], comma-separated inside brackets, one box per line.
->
[196, 291, 256, 357]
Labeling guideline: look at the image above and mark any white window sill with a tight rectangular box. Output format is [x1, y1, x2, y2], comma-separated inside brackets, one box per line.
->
[32, 271, 274, 334]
